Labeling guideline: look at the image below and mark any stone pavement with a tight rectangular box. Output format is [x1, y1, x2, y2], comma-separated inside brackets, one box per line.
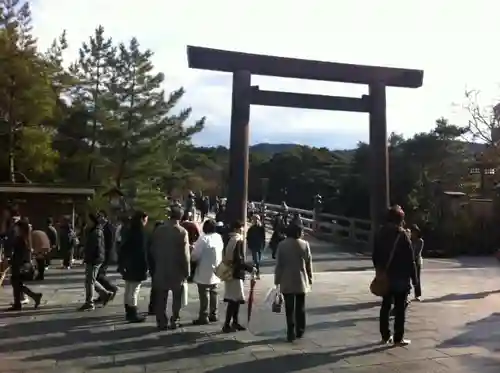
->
[1, 246, 500, 372]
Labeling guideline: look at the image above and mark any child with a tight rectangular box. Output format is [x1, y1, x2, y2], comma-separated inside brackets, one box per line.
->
[410, 224, 424, 301]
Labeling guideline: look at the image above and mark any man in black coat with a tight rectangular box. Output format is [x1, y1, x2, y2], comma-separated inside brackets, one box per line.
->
[94, 211, 118, 303]
[372, 206, 416, 346]
[79, 213, 113, 311]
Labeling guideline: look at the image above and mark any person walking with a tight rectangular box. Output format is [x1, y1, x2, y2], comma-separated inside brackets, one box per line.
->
[95, 212, 118, 303]
[247, 215, 266, 278]
[118, 210, 149, 323]
[78, 213, 112, 311]
[372, 206, 416, 346]
[7, 220, 42, 311]
[222, 220, 255, 333]
[274, 222, 313, 342]
[191, 219, 224, 325]
[150, 206, 190, 330]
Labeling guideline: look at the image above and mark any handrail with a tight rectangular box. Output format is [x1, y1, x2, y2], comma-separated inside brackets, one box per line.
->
[253, 201, 372, 249]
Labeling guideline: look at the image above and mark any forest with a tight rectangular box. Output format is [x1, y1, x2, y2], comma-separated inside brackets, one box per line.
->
[1, 0, 497, 225]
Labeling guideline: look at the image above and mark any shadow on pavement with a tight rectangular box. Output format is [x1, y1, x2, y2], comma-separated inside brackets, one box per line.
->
[253, 316, 379, 338]
[25, 330, 205, 366]
[0, 312, 128, 343]
[203, 344, 389, 373]
[308, 301, 380, 315]
[422, 290, 500, 304]
[90, 335, 286, 371]
[0, 305, 81, 319]
[437, 312, 500, 353]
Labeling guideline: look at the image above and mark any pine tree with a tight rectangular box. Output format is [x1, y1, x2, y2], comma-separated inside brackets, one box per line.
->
[68, 25, 115, 182]
[0, 0, 58, 182]
[102, 37, 205, 216]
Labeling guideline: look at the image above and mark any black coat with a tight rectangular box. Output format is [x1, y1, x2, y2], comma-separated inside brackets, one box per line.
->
[84, 225, 105, 265]
[247, 225, 266, 250]
[118, 226, 148, 282]
[372, 224, 416, 293]
[102, 222, 116, 265]
[231, 240, 253, 280]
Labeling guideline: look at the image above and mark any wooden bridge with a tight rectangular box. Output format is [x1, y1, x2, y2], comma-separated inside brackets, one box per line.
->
[253, 202, 373, 251]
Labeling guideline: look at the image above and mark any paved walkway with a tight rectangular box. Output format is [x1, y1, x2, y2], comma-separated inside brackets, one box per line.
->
[1, 243, 500, 372]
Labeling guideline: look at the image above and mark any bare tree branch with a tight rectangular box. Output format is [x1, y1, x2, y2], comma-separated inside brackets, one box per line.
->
[463, 89, 500, 145]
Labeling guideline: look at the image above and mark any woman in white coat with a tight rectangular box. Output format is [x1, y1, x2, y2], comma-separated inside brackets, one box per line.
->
[191, 219, 224, 325]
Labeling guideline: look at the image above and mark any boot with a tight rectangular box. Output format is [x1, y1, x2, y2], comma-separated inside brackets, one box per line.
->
[127, 306, 145, 323]
[125, 304, 132, 321]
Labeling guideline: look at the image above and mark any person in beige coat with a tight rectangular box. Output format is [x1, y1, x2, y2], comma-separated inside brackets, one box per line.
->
[274, 222, 313, 342]
[150, 207, 191, 330]
[31, 229, 51, 281]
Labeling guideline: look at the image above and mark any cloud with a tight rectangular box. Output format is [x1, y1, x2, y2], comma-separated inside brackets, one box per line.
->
[31, 0, 500, 149]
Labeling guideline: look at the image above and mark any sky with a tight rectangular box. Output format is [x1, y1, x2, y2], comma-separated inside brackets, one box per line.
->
[30, 0, 500, 149]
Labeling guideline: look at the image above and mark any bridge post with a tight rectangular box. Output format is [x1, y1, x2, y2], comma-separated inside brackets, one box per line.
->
[368, 82, 389, 237]
[226, 70, 252, 226]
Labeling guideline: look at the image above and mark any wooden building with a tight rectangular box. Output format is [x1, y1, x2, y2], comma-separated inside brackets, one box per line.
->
[0, 184, 95, 229]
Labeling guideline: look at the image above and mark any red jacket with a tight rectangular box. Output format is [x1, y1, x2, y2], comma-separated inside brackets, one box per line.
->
[181, 221, 200, 245]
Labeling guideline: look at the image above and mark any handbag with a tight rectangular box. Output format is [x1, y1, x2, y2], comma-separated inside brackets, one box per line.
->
[215, 233, 241, 281]
[20, 262, 35, 282]
[214, 261, 233, 281]
[272, 291, 284, 313]
[370, 232, 401, 297]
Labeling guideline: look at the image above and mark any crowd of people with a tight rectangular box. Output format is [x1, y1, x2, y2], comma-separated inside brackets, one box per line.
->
[0, 195, 424, 345]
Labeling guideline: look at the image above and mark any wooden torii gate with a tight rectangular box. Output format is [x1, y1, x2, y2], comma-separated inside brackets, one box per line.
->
[187, 46, 424, 230]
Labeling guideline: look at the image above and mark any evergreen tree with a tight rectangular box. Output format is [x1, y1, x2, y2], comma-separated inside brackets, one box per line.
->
[68, 25, 115, 182]
[0, 0, 58, 182]
[102, 37, 205, 216]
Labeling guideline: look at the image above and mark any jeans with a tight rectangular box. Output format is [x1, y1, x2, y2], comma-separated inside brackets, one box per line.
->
[283, 293, 306, 337]
[250, 248, 262, 273]
[96, 264, 118, 293]
[197, 284, 218, 320]
[124, 281, 141, 306]
[84, 263, 108, 305]
[11, 272, 38, 307]
[380, 291, 408, 342]
[155, 283, 183, 326]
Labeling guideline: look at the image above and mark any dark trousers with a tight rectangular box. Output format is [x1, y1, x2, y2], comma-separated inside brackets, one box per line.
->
[380, 291, 407, 342]
[198, 284, 218, 320]
[224, 300, 241, 326]
[155, 284, 183, 327]
[11, 272, 37, 307]
[412, 262, 422, 297]
[35, 258, 45, 280]
[283, 293, 306, 337]
[96, 264, 118, 293]
[62, 247, 74, 268]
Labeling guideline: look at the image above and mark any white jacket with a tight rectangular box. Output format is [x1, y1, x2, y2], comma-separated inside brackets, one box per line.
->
[191, 232, 224, 285]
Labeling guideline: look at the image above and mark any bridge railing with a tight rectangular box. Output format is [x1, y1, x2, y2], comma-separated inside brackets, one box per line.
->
[254, 202, 372, 249]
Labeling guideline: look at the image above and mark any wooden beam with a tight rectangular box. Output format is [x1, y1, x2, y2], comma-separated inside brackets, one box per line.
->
[250, 87, 370, 112]
[187, 46, 423, 88]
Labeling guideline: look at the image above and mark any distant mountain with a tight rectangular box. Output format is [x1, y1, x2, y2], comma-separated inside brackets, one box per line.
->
[218, 141, 486, 157]
[249, 143, 299, 155]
